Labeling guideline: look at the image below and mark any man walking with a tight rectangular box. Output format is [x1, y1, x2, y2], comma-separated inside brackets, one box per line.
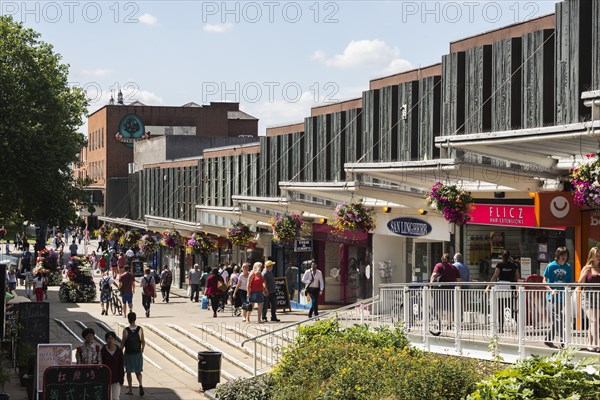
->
[302, 261, 324, 318]
[188, 264, 201, 302]
[160, 265, 173, 303]
[119, 266, 135, 316]
[453, 253, 470, 282]
[543, 246, 572, 348]
[261, 260, 280, 322]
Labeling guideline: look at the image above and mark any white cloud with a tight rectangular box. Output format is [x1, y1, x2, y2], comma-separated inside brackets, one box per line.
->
[203, 23, 233, 33]
[313, 39, 412, 73]
[138, 13, 158, 25]
[81, 68, 113, 77]
[382, 58, 413, 75]
[134, 90, 164, 105]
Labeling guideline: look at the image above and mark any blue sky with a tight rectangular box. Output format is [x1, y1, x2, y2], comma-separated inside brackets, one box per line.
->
[4, 1, 558, 135]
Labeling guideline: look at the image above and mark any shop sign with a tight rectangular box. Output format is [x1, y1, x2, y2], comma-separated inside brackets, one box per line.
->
[535, 193, 579, 227]
[387, 217, 432, 237]
[469, 204, 536, 227]
[294, 239, 312, 252]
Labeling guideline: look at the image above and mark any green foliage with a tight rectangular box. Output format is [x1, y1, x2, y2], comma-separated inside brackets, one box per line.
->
[0, 366, 10, 393]
[0, 16, 88, 227]
[215, 374, 273, 400]
[467, 350, 600, 400]
[271, 319, 491, 400]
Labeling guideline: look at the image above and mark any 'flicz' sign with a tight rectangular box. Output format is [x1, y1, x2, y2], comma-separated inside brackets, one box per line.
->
[387, 217, 432, 237]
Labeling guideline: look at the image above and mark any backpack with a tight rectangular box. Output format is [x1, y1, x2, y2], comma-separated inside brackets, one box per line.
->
[100, 277, 112, 294]
[124, 326, 142, 353]
[153, 270, 161, 285]
[142, 276, 155, 297]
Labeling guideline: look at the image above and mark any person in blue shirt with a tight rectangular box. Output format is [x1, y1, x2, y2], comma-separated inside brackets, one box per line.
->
[543, 246, 572, 348]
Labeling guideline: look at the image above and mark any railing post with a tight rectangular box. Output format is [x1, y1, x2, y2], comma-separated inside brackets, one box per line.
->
[403, 286, 410, 331]
[564, 287, 572, 348]
[359, 301, 364, 324]
[490, 287, 497, 339]
[454, 286, 462, 354]
[423, 286, 430, 349]
[253, 339, 257, 377]
[517, 286, 526, 359]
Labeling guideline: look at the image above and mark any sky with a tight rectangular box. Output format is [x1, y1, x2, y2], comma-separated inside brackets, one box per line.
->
[3, 0, 558, 135]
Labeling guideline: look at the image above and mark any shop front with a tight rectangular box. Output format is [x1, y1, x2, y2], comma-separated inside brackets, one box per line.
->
[372, 213, 451, 284]
[466, 201, 575, 281]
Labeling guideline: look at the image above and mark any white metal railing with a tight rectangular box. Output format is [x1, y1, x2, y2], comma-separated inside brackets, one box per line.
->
[241, 296, 383, 376]
[380, 282, 600, 354]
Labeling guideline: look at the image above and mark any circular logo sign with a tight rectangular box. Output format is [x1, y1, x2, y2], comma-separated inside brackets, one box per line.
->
[387, 217, 432, 237]
[116, 114, 146, 148]
[549, 196, 569, 219]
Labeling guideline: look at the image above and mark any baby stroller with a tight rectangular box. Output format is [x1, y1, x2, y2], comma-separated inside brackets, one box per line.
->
[231, 289, 242, 317]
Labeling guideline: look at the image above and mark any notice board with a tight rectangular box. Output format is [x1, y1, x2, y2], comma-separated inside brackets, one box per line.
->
[274, 277, 291, 312]
[44, 364, 111, 400]
[19, 302, 50, 345]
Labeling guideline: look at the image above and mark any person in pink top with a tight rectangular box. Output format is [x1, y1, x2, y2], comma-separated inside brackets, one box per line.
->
[205, 267, 225, 318]
[247, 262, 265, 323]
[578, 247, 600, 352]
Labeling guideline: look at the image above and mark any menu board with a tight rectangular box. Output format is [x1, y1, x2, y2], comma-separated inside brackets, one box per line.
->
[18, 302, 50, 345]
[44, 364, 111, 400]
[37, 343, 72, 393]
[274, 277, 291, 312]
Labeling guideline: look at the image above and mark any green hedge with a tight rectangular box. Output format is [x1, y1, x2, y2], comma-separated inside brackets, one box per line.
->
[467, 350, 600, 400]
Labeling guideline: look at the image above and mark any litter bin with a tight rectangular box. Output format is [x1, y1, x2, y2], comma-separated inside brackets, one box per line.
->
[198, 351, 222, 391]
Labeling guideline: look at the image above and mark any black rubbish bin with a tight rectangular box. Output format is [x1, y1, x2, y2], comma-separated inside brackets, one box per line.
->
[198, 351, 222, 391]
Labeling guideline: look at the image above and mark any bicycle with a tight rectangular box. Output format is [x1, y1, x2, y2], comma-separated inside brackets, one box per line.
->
[389, 288, 441, 336]
[110, 289, 123, 316]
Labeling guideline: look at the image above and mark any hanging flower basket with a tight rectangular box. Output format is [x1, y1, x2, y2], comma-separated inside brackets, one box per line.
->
[139, 234, 159, 255]
[186, 232, 217, 256]
[270, 213, 304, 244]
[94, 225, 107, 240]
[426, 182, 473, 225]
[569, 153, 600, 208]
[161, 229, 183, 248]
[120, 230, 141, 249]
[108, 227, 125, 242]
[226, 222, 253, 246]
[332, 202, 375, 233]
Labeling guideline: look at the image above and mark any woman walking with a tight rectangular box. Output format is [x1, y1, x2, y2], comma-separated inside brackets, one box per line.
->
[205, 267, 225, 318]
[234, 263, 250, 322]
[33, 271, 45, 302]
[122, 312, 145, 396]
[247, 262, 265, 323]
[578, 247, 600, 352]
[101, 331, 124, 400]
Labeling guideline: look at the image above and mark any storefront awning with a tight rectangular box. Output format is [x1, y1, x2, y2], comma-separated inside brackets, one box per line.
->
[344, 158, 561, 193]
[98, 216, 147, 230]
[231, 195, 330, 220]
[434, 120, 600, 171]
[145, 215, 202, 236]
[278, 181, 426, 209]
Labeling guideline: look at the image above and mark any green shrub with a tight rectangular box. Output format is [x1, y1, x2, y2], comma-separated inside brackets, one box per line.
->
[215, 374, 273, 400]
[271, 319, 492, 400]
[467, 350, 600, 400]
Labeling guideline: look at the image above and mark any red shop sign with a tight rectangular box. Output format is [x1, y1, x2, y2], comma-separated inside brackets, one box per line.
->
[469, 204, 537, 227]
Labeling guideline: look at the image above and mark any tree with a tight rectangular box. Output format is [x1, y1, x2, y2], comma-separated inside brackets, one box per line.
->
[0, 16, 89, 246]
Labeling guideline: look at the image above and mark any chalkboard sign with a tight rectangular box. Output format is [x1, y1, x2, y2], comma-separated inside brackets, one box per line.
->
[274, 277, 291, 312]
[44, 364, 111, 400]
[132, 259, 144, 277]
[18, 302, 50, 345]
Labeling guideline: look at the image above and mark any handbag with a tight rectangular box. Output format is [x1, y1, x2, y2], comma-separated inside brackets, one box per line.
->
[217, 278, 228, 293]
[242, 302, 253, 311]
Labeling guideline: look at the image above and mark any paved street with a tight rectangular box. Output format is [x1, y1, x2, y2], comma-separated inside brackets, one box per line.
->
[4, 245, 310, 400]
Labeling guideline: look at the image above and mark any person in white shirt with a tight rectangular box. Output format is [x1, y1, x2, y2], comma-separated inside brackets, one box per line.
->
[302, 261, 324, 318]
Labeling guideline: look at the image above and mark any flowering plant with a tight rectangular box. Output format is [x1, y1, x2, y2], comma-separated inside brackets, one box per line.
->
[37, 248, 59, 272]
[139, 234, 159, 255]
[108, 227, 125, 242]
[186, 232, 217, 256]
[569, 153, 600, 208]
[270, 213, 304, 244]
[120, 230, 141, 249]
[161, 229, 183, 248]
[332, 202, 375, 233]
[94, 225, 107, 240]
[226, 222, 253, 246]
[58, 256, 96, 303]
[426, 182, 473, 225]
